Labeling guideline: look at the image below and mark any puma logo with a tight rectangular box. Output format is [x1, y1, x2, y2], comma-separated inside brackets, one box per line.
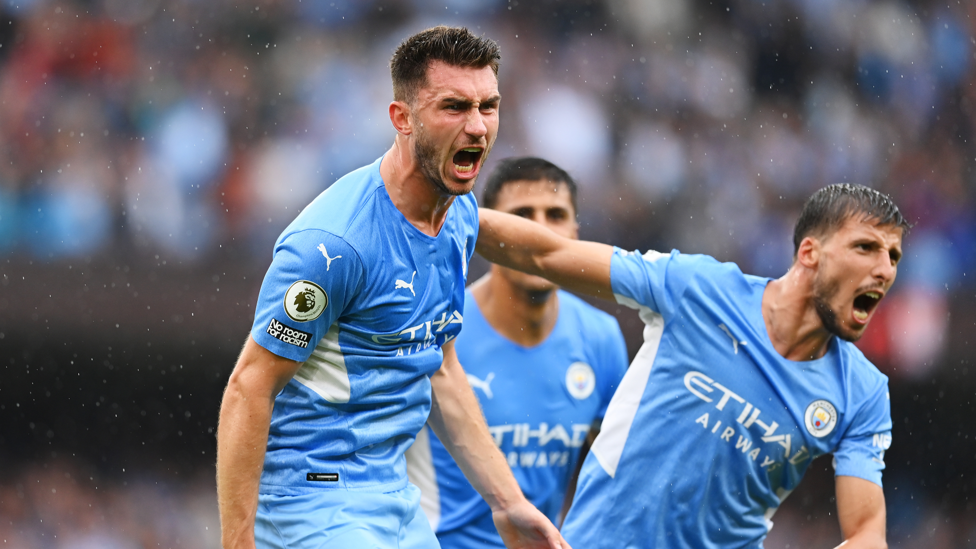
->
[317, 244, 341, 271]
[718, 323, 747, 355]
[395, 271, 417, 296]
[466, 372, 495, 399]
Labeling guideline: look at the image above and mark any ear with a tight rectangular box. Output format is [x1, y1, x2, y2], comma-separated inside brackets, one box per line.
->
[389, 101, 413, 135]
[795, 236, 821, 270]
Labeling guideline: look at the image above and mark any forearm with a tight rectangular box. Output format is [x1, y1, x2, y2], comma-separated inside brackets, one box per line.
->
[477, 208, 556, 277]
[835, 475, 887, 549]
[428, 361, 523, 511]
[216, 375, 274, 548]
[832, 534, 887, 549]
[477, 208, 614, 299]
[217, 338, 298, 549]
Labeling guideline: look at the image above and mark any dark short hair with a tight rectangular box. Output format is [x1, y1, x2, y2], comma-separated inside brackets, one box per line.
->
[481, 157, 579, 215]
[793, 183, 911, 256]
[390, 26, 501, 105]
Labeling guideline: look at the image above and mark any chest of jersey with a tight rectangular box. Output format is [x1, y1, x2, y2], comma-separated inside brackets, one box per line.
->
[340, 211, 473, 365]
[458, 342, 600, 453]
[644, 290, 852, 495]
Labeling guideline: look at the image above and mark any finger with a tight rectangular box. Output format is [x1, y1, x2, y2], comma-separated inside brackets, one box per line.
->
[547, 531, 570, 549]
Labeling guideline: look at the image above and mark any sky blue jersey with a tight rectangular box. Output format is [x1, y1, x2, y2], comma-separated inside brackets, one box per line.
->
[561, 249, 892, 549]
[249, 157, 478, 495]
[406, 289, 628, 548]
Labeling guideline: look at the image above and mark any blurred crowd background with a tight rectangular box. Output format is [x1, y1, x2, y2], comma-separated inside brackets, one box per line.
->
[0, 0, 974, 547]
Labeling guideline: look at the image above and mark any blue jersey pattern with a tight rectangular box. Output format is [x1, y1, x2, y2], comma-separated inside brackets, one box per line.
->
[406, 289, 628, 548]
[250, 157, 478, 495]
[561, 249, 892, 549]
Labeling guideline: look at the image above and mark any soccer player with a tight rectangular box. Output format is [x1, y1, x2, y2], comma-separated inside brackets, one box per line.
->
[406, 157, 629, 548]
[476, 183, 907, 548]
[216, 27, 568, 549]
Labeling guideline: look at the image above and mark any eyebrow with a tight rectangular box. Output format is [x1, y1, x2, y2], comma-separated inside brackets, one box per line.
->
[441, 94, 501, 109]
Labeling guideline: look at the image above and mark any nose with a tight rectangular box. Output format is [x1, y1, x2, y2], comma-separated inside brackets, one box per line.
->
[465, 110, 488, 139]
[874, 251, 897, 285]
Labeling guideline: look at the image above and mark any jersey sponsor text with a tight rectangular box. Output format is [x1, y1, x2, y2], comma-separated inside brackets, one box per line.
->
[685, 370, 812, 472]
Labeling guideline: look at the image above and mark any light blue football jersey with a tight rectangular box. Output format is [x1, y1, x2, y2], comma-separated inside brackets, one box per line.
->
[405, 289, 628, 548]
[561, 249, 892, 549]
[250, 156, 478, 495]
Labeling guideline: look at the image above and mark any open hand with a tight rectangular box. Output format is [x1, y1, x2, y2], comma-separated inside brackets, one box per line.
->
[493, 500, 571, 549]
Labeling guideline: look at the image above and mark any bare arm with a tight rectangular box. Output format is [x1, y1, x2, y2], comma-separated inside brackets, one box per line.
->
[428, 340, 569, 549]
[216, 336, 303, 549]
[477, 208, 615, 300]
[833, 475, 887, 549]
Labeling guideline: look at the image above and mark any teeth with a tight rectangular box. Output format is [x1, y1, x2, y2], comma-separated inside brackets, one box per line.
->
[462, 147, 480, 152]
[853, 309, 869, 322]
[866, 292, 880, 299]
[455, 164, 474, 173]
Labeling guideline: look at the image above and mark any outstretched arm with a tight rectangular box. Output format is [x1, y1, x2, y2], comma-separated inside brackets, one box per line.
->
[217, 337, 303, 549]
[428, 340, 570, 549]
[833, 475, 887, 549]
[477, 208, 615, 300]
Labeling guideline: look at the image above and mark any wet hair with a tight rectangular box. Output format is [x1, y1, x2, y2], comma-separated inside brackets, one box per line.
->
[390, 26, 501, 105]
[481, 157, 579, 215]
[793, 183, 911, 256]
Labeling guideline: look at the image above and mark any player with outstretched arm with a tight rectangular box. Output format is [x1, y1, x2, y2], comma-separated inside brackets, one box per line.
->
[476, 183, 907, 549]
[216, 26, 568, 549]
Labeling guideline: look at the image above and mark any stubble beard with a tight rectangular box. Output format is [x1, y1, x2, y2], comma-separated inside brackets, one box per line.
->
[414, 125, 467, 197]
[812, 268, 861, 343]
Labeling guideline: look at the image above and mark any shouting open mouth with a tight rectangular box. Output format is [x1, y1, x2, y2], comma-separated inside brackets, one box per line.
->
[852, 290, 883, 324]
[453, 147, 484, 176]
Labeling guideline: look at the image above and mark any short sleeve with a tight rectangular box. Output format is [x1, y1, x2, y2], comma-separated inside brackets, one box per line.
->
[832, 383, 892, 487]
[250, 229, 364, 362]
[609, 248, 700, 320]
[595, 318, 629, 419]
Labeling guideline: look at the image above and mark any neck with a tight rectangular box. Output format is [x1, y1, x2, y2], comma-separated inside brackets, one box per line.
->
[470, 271, 559, 348]
[762, 267, 834, 361]
[379, 136, 456, 237]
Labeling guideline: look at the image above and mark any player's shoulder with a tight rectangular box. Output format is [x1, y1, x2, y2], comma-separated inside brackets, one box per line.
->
[662, 250, 754, 292]
[835, 339, 890, 394]
[284, 158, 385, 240]
[621, 248, 741, 278]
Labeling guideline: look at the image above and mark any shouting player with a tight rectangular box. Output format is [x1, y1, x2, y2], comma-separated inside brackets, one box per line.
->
[406, 157, 628, 548]
[476, 183, 907, 548]
[216, 27, 568, 549]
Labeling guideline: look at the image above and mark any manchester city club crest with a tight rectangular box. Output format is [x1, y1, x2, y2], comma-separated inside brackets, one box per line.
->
[283, 280, 328, 322]
[804, 399, 838, 438]
[566, 362, 596, 400]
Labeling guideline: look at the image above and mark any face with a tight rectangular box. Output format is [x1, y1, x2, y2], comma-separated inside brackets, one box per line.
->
[410, 61, 500, 196]
[491, 179, 579, 294]
[808, 216, 903, 342]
